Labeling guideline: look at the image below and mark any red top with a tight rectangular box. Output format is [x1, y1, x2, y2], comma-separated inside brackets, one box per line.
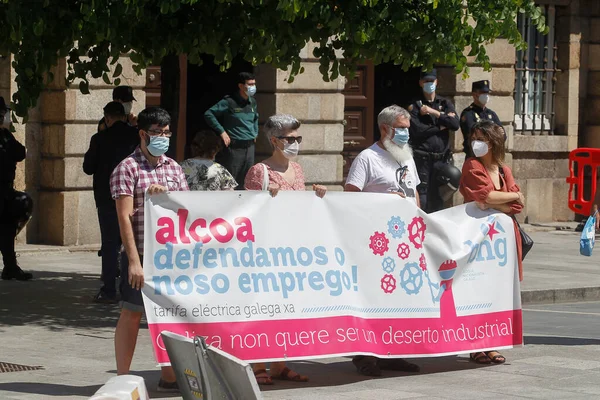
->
[459, 158, 524, 281]
[244, 162, 306, 191]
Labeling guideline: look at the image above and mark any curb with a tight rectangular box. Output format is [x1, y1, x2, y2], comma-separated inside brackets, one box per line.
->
[16, 245, 100, 255]
[522, 286, 600, 305]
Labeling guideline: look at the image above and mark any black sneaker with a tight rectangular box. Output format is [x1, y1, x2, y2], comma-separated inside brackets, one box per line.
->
[157, 378, 179, 393]
[93, 290, 118, 304]
[1, 266, 33, 281]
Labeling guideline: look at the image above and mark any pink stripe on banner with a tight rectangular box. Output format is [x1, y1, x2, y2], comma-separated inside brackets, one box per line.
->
[149, 310, 523, 364]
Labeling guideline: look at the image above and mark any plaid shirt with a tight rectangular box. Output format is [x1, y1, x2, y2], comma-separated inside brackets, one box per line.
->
[110, 147, 189, 255]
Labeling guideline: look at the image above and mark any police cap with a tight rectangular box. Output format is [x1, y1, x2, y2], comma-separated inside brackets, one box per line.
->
[420, 69, 437, 82]
[472, 80, 490, 93]
[112, 85, 136, 102]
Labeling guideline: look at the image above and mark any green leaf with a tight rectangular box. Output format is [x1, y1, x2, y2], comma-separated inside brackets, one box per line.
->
[113, 63, 123, 77]
[79, 80, 90, 95]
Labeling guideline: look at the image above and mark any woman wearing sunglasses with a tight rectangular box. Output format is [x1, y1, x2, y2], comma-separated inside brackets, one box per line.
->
[244, 114, 326, 385]
[244, 114, 326, 198]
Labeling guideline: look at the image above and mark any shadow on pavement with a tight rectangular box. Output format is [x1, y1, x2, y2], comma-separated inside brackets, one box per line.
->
[525, 335, 600, 346]
[0, 270, 122, 331]
[0, 382, 102, 397]
[114, 356, 490, 396]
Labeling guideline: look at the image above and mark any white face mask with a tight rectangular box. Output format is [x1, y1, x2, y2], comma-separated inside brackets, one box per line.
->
[478, 94, 490, 105]
[2, 111, 10, 128]
[122, 102, 133, 115]
[282, 141, 299, 159]
[471, 140, 489, 158]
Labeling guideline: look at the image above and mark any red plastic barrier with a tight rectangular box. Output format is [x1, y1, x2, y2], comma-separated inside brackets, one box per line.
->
[567, 148, 600, 215]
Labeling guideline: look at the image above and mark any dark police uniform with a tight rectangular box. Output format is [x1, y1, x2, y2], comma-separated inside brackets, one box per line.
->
[460, 80, 504, 158]
[0, 98, 33, 280]
[205, 91, 259, 190]
[408, 69, 460, 213]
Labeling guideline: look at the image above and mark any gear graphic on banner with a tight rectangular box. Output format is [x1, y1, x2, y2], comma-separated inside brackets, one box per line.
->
[400, 262, 423, 295]
[382, 257, 396, 273]
[397, 242, 411, 260]
[387, 216, 406, 239]
[408, 216, 426, 249]
[419, 253, 427, 271]
[380, 274, 397, 294]
[369, 231, 390, 256]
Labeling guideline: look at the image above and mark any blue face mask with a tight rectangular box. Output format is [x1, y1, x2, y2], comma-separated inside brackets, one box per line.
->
[423, 81, 436, 94]
[392, 127, 410, 144]
[247, 85, 257, 97]
[147, 135, 170, 157]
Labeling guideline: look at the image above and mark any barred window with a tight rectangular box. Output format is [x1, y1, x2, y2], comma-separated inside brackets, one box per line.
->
[514, 5, 560, 135]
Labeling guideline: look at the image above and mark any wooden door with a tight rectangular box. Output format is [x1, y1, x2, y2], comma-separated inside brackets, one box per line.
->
[342, 63, 374, 179]
[145, 66, 162, 107]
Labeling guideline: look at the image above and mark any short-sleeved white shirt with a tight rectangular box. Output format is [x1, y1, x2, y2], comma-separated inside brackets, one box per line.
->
[345, 143, 421, 205]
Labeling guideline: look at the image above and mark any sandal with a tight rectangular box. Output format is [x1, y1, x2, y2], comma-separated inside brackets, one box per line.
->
[485, 350, 506, 364]
[271, 367, 309, 382]
[470, 352, 492, 364]
[352, 356, 382, 377]
[253, 369, 273, 385]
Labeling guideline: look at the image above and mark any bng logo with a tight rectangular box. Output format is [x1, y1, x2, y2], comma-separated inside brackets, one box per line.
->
[463, 216, 508, 267]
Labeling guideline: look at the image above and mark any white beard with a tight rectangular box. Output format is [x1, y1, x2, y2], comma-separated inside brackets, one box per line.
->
[382, 136, 413, 164]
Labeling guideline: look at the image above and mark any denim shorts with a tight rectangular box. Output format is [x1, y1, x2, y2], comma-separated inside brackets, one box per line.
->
[119, 252, 145, 313]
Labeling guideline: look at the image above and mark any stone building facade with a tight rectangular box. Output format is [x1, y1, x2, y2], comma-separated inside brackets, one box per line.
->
[4, 0, 598, 246]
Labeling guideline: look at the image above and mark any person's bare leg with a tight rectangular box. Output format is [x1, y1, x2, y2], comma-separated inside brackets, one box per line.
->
[115, 309, 142, 375]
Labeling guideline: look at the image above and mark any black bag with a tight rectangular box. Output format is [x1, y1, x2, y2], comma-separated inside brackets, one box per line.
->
[513, 217, 534, 260]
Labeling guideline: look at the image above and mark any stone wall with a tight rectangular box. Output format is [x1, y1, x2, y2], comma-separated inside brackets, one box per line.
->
[7, 56, 146, 245]
[254, 42, 345, 189]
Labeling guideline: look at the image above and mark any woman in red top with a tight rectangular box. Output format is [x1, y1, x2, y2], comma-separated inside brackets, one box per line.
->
[245, 114, 326, 385]
[459, 120, 525, 365]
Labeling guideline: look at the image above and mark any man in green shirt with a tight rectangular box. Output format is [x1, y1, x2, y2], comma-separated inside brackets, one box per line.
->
[204, 72, 259, 189]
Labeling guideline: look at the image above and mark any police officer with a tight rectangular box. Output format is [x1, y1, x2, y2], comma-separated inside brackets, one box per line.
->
[205, 72, 259, 190]
[0, 97, 33, 280]
[408, 69, 460, 213]
[460, 80, 504, 158]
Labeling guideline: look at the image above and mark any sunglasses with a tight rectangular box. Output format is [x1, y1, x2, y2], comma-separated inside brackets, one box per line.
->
[276, 136, 302, 144]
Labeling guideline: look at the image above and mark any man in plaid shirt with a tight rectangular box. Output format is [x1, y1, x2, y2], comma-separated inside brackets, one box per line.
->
[110, 107, 188, 392]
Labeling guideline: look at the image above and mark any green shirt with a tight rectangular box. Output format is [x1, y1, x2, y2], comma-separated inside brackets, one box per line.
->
[204, 92, 259, 141]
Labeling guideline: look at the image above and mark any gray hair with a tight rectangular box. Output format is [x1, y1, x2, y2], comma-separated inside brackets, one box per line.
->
[264, 114, 301, 141]
[377, 105, 410, 127]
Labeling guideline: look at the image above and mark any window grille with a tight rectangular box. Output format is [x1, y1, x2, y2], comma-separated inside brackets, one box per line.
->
[514, 4, 560, 135]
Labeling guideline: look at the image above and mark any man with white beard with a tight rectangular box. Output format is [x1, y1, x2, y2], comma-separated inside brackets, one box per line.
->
[345, 104, 421, 209]
[344, 104, 421, 377]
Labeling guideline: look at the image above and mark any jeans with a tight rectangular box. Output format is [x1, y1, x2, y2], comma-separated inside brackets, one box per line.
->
[97, 205, 121, 296]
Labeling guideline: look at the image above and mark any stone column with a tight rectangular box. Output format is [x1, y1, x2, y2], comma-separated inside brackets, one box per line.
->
[37, 57, 145, 245]
[254, 43, 345, 189]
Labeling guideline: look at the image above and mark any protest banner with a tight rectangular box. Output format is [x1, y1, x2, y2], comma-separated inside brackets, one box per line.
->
[142, 191, 522, 365]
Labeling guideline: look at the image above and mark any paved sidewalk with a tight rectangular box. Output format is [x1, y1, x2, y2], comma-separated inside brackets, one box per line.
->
[0, 229, 598, 399]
